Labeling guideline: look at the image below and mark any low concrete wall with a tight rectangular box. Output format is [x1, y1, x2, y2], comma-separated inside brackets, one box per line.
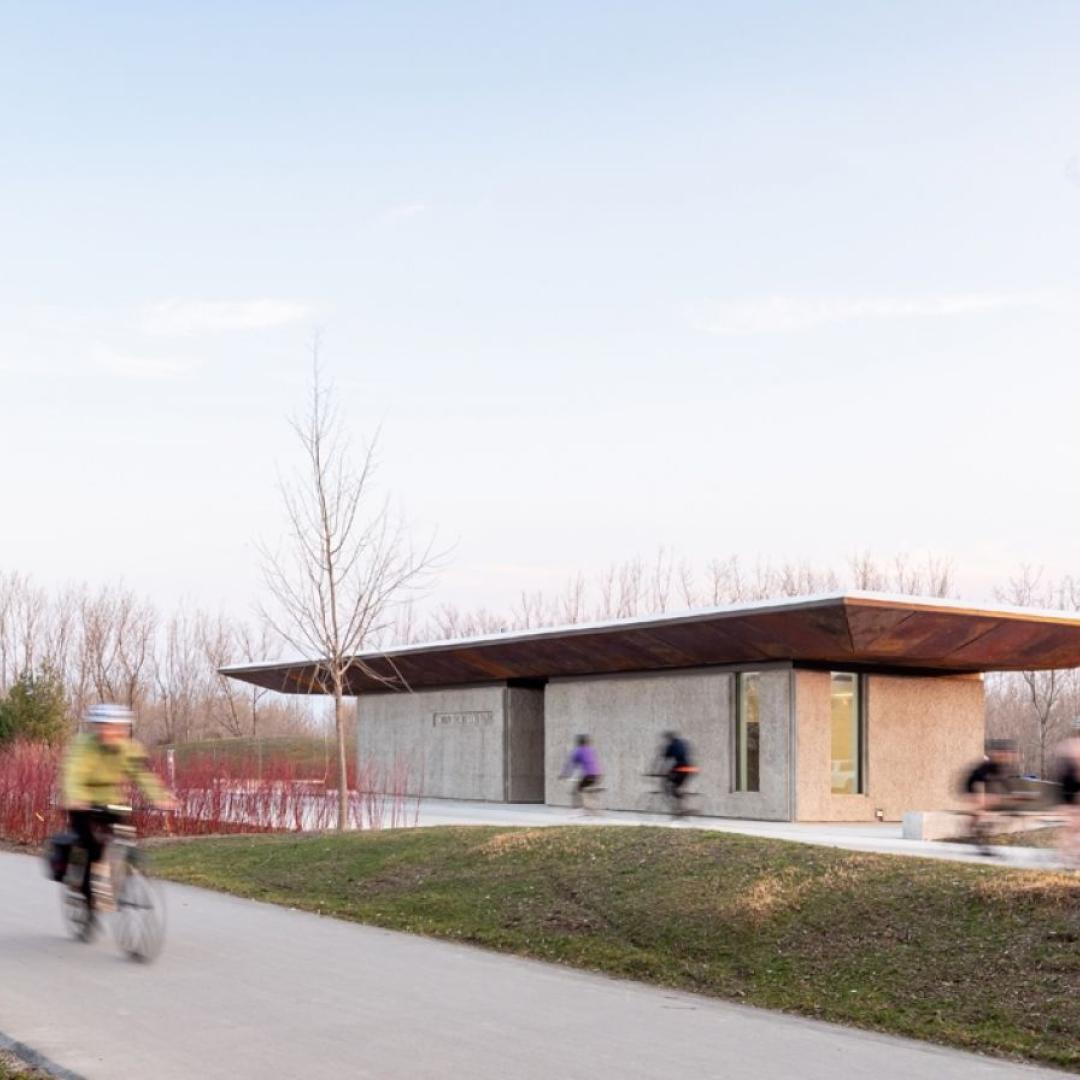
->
[357, 686, 507, 801]
[795, 671, 985, 822]
[544, 668, 792, 820]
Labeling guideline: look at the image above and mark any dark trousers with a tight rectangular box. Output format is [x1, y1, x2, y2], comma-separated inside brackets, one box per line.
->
[68, 810, 114, 908]
[665, 769, 689, 801]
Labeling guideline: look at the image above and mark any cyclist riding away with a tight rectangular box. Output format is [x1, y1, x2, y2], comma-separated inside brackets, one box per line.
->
[1053, 719, 1080, 866]
[962, 739, 1021, 854]
[61, 704, 175, 916]
[659, 730, 698, 815]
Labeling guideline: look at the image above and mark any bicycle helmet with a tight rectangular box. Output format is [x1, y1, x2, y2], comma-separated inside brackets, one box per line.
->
[86, 703, 134, 727]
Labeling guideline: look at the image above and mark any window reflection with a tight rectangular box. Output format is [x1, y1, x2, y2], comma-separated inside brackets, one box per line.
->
[830, 672, 862, 795]
[736, 673, 760, 792]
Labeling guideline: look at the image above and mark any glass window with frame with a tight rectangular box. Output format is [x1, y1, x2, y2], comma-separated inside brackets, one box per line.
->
[830, 672, 863, 795]
[735, 672, 761, 792]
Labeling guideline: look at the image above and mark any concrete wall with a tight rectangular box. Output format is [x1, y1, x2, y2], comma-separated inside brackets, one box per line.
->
[505, 687, 545, 802]
[357, 686, 507, 801]
[544, 668, 793, 820]
[794, 671, 985, 822]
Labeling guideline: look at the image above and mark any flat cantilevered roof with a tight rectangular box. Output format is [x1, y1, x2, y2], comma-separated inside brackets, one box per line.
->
[221, 591, 1080, 696]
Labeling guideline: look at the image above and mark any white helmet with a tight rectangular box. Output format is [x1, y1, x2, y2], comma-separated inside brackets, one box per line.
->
[86, 703, 134, 727]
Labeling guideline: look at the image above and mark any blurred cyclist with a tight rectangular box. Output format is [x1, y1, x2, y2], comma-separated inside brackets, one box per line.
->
[559, 734, 603, 811]
[1053, 720, 1080, 866]
[62, 704, 175, 915]
[962, 739, 1021, 855]
[658, 731, 698, 816]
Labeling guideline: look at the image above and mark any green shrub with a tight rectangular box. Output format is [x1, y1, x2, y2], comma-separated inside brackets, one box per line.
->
[0, 666, 69, 746]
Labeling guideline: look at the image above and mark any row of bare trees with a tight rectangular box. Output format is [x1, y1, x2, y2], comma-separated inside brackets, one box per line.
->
[0, 572, 310, 746]
[401, 549, 957, 642]
[6, 549, 1078, 775]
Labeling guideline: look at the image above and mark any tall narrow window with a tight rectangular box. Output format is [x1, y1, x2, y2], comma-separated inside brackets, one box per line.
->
[830, 672, 863, 794]
[735, 672, 761, 792]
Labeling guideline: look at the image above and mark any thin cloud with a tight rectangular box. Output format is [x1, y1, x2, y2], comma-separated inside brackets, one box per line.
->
[692, 291, 1076, 336]
[93, 346, 196, 380]
[374, 202, 429, 226]
[142, 298, 313, 336]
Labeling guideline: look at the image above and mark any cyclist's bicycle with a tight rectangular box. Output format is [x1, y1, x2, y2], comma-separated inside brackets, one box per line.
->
[61, 804, 166, 962]
[644, 771, 701, 818]
[965, 790, 1041, 856]
[565, 776, 605, 815]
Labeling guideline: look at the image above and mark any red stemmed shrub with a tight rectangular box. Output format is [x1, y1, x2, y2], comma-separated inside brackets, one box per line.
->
[0, 741, 63, 846]
[0, 741, 421, 846]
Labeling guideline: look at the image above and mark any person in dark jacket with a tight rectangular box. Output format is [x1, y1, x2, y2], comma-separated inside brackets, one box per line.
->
[658, 731, 698, 815]
[962, 739, 1021, 854]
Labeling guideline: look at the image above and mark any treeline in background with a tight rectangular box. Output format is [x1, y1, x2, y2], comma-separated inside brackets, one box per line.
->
[2, 552, 1079, 778]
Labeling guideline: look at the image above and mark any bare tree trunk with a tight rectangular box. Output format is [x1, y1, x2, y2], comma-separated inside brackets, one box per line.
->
[334, 684, 348, 828]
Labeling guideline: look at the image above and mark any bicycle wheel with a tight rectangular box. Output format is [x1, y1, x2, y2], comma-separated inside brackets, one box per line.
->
[113, 867, 166, 962]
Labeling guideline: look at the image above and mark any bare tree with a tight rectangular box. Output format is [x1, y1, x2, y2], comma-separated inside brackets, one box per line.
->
[0, 572, 50, 692]
[595, 564, 618, 619]
[995, 566, 1077, 776]
[557, 574, 587, 625]
[848, 550, 889, 592]
[676, 558, 697, 609]
[616, 558, 643, 617]
[79, 585, 156, 709]
[154, 610, 202, 744]
[259, 356, 437, 829]
[513, 589, 548, 629]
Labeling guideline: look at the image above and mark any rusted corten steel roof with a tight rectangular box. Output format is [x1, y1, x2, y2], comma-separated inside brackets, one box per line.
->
[221, 592, 1080, 695]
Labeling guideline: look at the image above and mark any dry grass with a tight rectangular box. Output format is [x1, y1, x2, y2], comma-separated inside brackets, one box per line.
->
[0, 1051, 49, 1080]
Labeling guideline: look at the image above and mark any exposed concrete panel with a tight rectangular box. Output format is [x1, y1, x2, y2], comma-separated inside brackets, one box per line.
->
[505, 687, 545, 803]
[545, 668, 792, 820]
[794, 670, 984, 822]
[357, 686, 506, 801]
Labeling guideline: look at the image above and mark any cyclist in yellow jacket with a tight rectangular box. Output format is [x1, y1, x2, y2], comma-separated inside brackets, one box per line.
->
[62, 704, 175, 913]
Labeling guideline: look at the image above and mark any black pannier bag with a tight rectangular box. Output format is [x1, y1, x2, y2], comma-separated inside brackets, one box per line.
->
[44, 830, 77, 882]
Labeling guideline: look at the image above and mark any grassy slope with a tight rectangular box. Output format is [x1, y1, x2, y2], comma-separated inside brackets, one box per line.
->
[152, 826, 1080, 1072]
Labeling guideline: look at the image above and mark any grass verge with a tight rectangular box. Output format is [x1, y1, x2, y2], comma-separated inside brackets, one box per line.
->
[152, 826, 1080, 1072]
[0, 1051, 49, 1080]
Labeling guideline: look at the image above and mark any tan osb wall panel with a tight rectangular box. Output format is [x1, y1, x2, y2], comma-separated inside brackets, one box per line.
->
[795, 671, 984, 822]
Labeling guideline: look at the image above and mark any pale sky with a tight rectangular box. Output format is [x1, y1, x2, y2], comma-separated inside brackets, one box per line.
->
[2, 1, 1079, 622]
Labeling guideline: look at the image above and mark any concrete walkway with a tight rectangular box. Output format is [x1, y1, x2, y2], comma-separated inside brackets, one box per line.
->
[411, 798, 1072, 870]
[0, 851, 1069, 1080]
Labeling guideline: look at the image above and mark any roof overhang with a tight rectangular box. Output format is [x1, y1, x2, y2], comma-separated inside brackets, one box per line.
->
[222, 592, 1080, 696]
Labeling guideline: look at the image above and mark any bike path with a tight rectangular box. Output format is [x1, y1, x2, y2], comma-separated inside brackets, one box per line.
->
[0, 851, 1069, 1080]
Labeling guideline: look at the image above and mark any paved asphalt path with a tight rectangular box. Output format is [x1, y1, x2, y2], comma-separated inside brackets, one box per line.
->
[0, 852, 1069, 1080]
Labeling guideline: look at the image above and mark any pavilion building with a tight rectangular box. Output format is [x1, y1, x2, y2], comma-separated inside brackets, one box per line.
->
[222, 592, 1080, 822]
